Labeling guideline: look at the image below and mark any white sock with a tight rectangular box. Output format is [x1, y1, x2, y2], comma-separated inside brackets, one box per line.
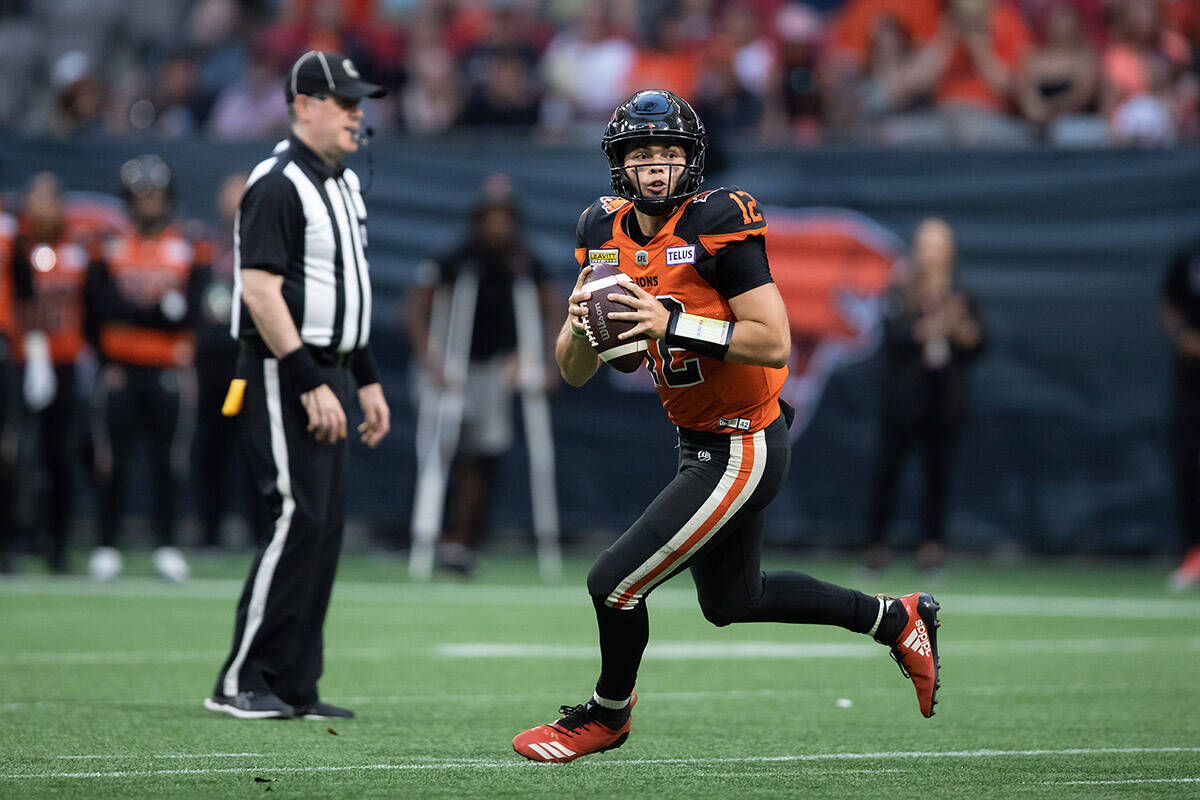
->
[867, 598, 890, 639]
[592, 692, 630, 710]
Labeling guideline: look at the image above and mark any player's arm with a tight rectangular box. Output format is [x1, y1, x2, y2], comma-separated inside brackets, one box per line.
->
[556, 265, 600, 387]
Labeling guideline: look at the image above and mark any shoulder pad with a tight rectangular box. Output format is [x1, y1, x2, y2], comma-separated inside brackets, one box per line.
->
[688, 186, 768, 255]
[576, 196, 626, 251]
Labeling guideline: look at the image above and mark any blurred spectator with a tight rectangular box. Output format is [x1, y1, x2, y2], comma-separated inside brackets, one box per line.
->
[188, 0, 251, 122]
[1102, 0, 1197, 146]
[623, 0, 704, 99]
[407, 177, 558, 576]
[42, 51, 107, 138]
[457, 47, 542, 127]
[85, 155, 208, 582]
[1161, 237, 1200, 591]
[133, 51, 204, 138]
[539, 0, 635, 137]
[823, 0, 943, 135]
[881, 0, 1034, 146]
[207, 43, 291, 140]
[1016, 0, 1107, 49]
[864, 218, 984, 575]
[259, 0, 403, 86]
[400, 37, 465, 135]
[11, 174, 89, 573]
[693, 2, 769, 137]
[191, 173, 269, 548]
[1016, 1, 1103, 145]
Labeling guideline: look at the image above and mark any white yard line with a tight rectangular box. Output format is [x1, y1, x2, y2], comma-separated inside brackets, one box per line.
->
[4, 747, 1198, 780]
[1040, 778, 1200, 786]
[1, 578, 1197, 619]
[4, 635, 1197, 669]
[58, 754, 262, 760]
[436, 636, 1200, 660]
[0, 681, 1161, 711]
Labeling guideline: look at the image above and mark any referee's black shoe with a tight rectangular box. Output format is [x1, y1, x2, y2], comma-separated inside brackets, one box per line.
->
[204, 691, 296, 720]
[295, 701, 356, 720]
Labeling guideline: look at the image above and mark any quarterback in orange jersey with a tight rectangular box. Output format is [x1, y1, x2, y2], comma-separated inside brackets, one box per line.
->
[512, 90, 942, 764]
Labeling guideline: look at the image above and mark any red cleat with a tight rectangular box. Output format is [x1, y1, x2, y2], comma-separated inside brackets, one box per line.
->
[882, 592, 941, 718]
[512, 693, 637, 763]
[1169, 545, 1200, 592]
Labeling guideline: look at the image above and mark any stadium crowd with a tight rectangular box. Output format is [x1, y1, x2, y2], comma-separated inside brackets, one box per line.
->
[0, 0, 1196, 147]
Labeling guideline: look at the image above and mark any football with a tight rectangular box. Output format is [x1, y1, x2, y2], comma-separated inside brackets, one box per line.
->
[581, 262, 649, 373]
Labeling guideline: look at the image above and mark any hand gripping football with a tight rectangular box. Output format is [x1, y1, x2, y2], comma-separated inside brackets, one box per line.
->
[581, 262, 649, 373]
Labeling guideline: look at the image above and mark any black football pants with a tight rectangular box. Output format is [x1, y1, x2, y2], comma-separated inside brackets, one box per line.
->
[585, 412, 881, 701]
[26, 364, 76, 570]
[94, 364, 193, 548]
[213, 352, 349, 707]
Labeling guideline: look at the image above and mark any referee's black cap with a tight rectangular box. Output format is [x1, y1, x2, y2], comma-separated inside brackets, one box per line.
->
[285, 50, 386, 103]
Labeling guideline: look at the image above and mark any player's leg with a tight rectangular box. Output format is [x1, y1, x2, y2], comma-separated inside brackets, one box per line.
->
[688, 416, 941, 717]
[514, 420, 781, 761]
[42, 364, 75, 573]
[209, 355, 335, 719]
[147, 367, 190, 581]
[91, 364, 132, 580]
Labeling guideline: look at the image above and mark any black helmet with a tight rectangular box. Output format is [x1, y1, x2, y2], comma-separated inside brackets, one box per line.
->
[601, 89, 707, 216]
[120, 154, 175, 206]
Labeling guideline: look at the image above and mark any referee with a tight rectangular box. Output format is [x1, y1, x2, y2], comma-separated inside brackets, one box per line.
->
[206, 51, 391, 720]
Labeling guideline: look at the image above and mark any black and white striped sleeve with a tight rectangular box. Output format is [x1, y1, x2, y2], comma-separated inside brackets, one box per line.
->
[238, 171, 303, 275]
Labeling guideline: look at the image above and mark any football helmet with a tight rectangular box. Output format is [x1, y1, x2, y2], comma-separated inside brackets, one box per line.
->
[602, 89, 706, 217]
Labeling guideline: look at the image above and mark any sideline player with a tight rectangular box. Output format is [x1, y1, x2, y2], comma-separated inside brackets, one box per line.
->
[512, 90, 941, 763]
[86, 155, 207, 582]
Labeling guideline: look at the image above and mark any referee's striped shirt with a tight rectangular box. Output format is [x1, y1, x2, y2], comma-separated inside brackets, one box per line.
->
[231, 134, 372, 354]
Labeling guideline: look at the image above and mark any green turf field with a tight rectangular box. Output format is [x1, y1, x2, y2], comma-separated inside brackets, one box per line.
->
[1, 551, 1198, 799]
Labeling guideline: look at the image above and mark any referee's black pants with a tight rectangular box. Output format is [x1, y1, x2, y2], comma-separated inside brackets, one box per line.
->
[585, 410, 881, 701]
[214, 352, 349, 707]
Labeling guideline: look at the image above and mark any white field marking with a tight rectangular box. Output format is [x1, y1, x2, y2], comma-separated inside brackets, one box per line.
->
[0, 646, 399, 667]
[5, 747, 1199, 780]
[2, 578, 1198, 619]
[0, 681, 1163, 712]
[58, 754, 262, 760]
[1039, 778, 1200, 786]
[5, 635, 1198, 669]
[437, 636, 1200, 660]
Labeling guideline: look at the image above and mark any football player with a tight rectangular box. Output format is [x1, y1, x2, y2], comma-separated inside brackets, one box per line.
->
[512, 90, 942, 763]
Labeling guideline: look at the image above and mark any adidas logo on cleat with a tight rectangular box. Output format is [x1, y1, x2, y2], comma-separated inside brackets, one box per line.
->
[902, 623, 932, 658]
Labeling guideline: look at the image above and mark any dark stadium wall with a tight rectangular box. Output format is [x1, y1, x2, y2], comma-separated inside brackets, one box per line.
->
[4, 137, 1199, 555]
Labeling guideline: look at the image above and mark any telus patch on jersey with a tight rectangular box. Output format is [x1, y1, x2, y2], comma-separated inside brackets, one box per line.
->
[665, 245, 696, 266]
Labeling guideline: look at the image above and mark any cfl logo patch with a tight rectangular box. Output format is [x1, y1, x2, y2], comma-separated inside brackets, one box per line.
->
[665, 245, 695, 266]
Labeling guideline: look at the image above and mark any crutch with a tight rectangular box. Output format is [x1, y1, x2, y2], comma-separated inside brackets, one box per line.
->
[512, 277, 562, 582]
[409, 271, 478, 580]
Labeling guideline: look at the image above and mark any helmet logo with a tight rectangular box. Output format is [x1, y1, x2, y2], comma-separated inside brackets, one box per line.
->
[648, 123, 656, 129]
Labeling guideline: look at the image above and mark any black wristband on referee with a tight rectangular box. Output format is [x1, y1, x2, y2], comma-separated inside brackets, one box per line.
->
[664, 307, 733, 361]
[278, 346, 324, 395]
[352, 346, 381, 387]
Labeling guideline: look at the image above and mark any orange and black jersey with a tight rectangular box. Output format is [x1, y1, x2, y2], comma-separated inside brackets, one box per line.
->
[575, 187, 787, 434]
[12, 227, 89, 365]
[85, 228, 210, 368]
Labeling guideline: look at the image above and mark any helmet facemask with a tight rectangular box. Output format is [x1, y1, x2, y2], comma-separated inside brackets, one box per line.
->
[602, 90, 707, 217]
